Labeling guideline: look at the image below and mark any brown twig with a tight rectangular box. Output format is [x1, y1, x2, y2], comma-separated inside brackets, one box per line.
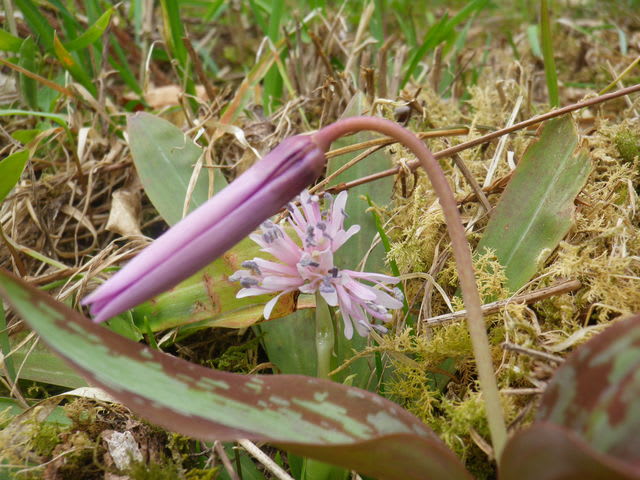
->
[0, 58, 74, 98]
[182, 36, 217, 104]
[324, 83, 640, 193]
[502, 342, 565, 364]
[425, 279, 582, 326]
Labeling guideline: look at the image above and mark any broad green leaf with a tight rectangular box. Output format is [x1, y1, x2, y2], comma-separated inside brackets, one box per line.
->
[131, 237, 312, 333]
[0, 268, 471, 480]
[476, 115, 591, 291]
[0, 397, 71, 425]
[500, 314, 640, 479]
[0, 29, 23, 52]
[540, 0, 559, 107]
[7, 340, 87, 388]
[128, 112, 227, 226]
[64, 8, 113, 51]
[0, 150, 29, 203]
[327, 93, 394, 273]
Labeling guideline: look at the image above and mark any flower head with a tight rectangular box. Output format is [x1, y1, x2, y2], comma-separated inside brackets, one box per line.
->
[230, 190, 403, 339]
[83, 134, 327, 323]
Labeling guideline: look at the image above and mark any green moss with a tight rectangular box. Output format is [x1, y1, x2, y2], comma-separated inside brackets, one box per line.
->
[129, 459, 183, 480]
[614, 129, 640, 163]
[30, 422, 61, 457]
[185, 468, 220, 480]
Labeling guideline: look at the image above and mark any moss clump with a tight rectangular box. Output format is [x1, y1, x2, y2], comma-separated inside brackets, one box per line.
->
[128, 459, 182, 480]
[30, 421, 62, 457]
[614, 129, 640, 163]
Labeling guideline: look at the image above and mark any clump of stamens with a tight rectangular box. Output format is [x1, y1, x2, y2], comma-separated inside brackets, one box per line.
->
[231, 190, 402, 339]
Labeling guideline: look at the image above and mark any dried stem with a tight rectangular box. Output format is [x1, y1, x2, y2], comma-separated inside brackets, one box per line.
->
[323, 83, 640, 193]
[425, 279, 582, 326]
[238, 440, 295, 480]
[315, 117, 508, 458]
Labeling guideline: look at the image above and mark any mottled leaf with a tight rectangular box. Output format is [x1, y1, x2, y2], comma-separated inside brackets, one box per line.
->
[128, 112, 228, 226]
[476, 115, 591, 291]
[501, 314, 640, 479]
[501, 423, 640, 480]
[0, 268, 470, 480]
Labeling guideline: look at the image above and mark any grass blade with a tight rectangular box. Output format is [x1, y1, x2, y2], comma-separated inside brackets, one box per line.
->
[401, 0, 488, 87]
[64, 8, 113, 51]
[52, 32, 97, 96]
[14, 0, 54, 52]
[18, 37, 38, 108]
[262, 0, 285, 114]
[540, 0, 559, 106]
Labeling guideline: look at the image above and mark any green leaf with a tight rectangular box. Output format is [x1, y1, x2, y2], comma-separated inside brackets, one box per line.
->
[131, 237, 309, 333]
[14, 0, 55, 52]
[500, 314, 640, 479]
[128, 112, 228, 226]
[476, 116, 591, 292]
[0, 150, 29, 203]
[327, 93, 394, 273]
[52, 32, 96, 96]
[540, 0, 559, 107]
[6, 339, 87, 388]
[64, 8, 113, 51]
[0, 109, 68, 127]
[0, 29, 23, 52]
[19, 37, 38, 109]
[401, 0, 488, 87]
[0, 268, 471, 480]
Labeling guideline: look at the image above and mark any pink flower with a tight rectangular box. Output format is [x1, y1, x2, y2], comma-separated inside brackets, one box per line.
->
[83, 135, 327, 323]
[230, 190, 403, 339]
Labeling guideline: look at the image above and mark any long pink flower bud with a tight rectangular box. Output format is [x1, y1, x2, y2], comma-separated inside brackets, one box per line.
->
[83, 134, 327, 323]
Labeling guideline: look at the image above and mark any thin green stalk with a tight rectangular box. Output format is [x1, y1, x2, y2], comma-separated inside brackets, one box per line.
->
[314, 292, 334, 380]
[315, 117, 508, 459]
[302, 293, 347, 480]
[540, 0, 559, 107]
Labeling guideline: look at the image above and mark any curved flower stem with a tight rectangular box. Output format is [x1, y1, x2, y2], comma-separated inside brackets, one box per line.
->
[314, 117, 507, 459]
[315, 292, 335, 380]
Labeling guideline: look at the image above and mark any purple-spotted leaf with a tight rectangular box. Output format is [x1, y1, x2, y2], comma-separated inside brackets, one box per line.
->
[500, 314, 640, 479]
[0, 268, 471, 480]
[501, 423, 640, 480]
